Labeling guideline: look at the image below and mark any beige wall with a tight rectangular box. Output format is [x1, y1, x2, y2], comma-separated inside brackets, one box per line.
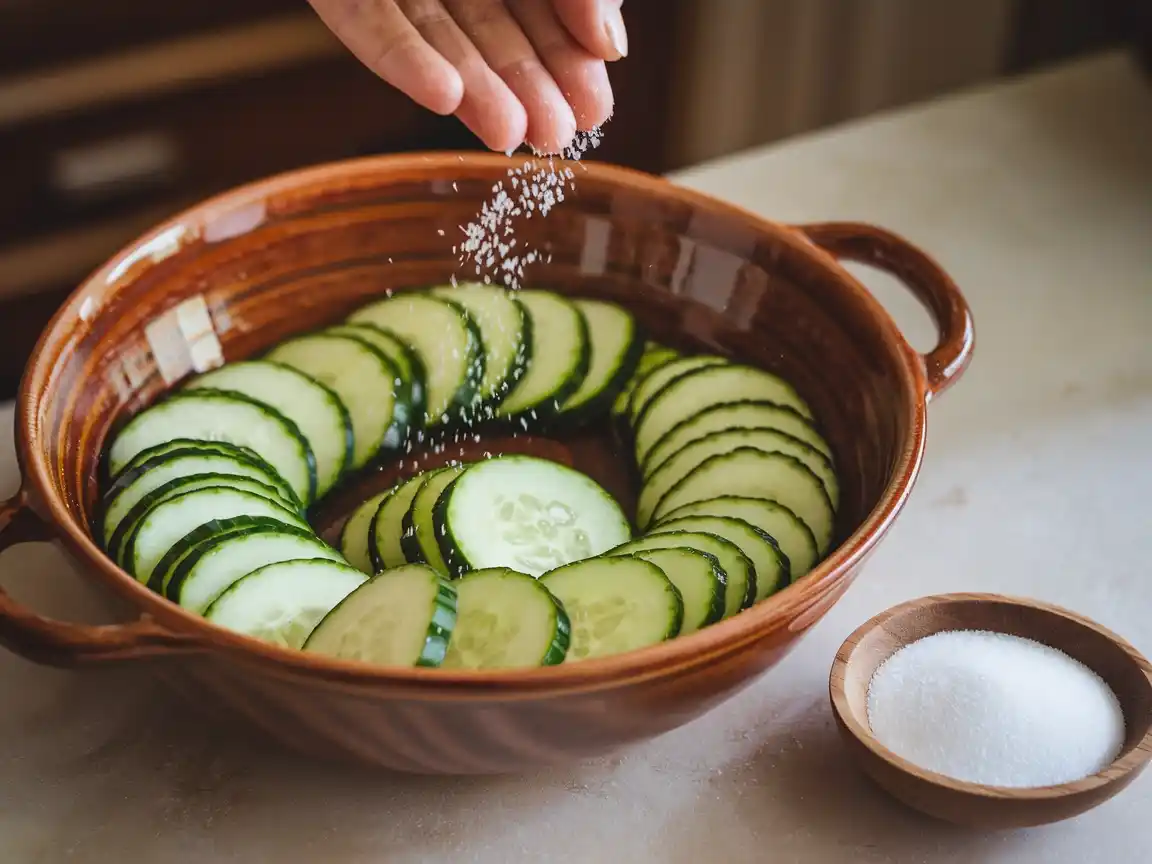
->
[670, 0, 1017, 166]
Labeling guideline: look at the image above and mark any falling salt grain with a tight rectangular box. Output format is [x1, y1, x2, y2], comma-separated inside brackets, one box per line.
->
[866, 630, 1126, 788]
[455, 127, 605, 289]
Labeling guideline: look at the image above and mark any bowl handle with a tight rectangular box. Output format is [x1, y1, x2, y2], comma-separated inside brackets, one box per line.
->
[0, 489, 208, 667]
[795, 222, 975, 400]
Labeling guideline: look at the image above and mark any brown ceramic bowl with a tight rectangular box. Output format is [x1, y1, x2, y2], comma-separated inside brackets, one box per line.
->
[0, 152, 974, 774]
[830, 593, 1152, 828]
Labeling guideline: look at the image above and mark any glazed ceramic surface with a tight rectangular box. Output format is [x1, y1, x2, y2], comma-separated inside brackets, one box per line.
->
[0, 153, 973, 773]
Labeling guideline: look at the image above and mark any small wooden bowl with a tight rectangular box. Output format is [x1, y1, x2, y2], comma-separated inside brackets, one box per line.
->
[830, 593, 1152, 828]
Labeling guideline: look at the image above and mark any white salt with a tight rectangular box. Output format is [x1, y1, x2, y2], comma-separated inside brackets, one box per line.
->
[456, 126, 605, 290]
[866, 629, 1125, 788]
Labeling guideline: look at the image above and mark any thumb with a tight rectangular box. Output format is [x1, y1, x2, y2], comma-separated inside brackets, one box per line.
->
[552, 0, 628, 61]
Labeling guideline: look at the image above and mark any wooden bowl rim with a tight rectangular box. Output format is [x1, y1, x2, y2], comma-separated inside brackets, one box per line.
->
[18, 150, 930, 693]
[829, 592, 1152, 800]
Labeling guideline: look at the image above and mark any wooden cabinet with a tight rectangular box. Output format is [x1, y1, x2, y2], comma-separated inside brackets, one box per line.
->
[0, 1, 681, 397]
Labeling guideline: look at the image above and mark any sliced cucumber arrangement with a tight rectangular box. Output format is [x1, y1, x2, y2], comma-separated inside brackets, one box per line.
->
[606, 529, 750, 620]
[633, 365, 813, 462]
[401, 463, 468, 573]
[322, 323, 427, 438]
[369, 474, 428, 573]
[656, 496, 818, 581]
[100, 443, 297, 547]
[606, 541, 726, 635]
[206, 559, 367, 650]
[541, 557, 683, 661]
[126, 486, 311, 587]
[641, 399, 833, 475]
[109, 472, 294, 566]
[348, 292, 483, 425]
[647, 448, 835, 552]
[183, 360, 353, 497]
[340, 489, 391, 574]
[107, 389, 317, 505]
[431, 283, 530, 410]
[304, 564, 456, 666]
[168, 522, 343, 614]
[496, 290, 589, 423]
[436, 455, 631, 577]
[265, 332, 404, 467]
[443, 568, 570, 669]
[637, 427, 838, 526]
[647, 515, 788, 601]
[98, 286, 843, 668]
[559, 298, 644, 420]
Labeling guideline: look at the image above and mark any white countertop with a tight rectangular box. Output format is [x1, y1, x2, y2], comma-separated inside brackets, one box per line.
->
[3, 51, 1151, 863]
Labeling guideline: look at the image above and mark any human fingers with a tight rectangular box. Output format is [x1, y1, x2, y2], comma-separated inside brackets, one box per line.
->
[508, 0, 614, 130]
[443, 0, 577, 154]
[551, 0, 627, 61]
[307, 0, 463, 115]
[398, 0, 527, 150]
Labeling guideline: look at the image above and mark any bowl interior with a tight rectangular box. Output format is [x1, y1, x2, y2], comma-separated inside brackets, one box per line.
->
[839, 596, 1152, 772]
[27, 154, 917, 577]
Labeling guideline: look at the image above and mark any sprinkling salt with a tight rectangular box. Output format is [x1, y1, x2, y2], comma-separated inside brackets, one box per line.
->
[866, 630, 1126, 787]
[457, 126, 605, 290]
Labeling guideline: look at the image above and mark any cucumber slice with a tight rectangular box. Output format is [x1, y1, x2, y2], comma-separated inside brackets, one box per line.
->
[559, 298, 644, 419]
[369, 473, 429, 572]
[321, 323, 426, 442]
[184, 360, 353, 498]
[170, 526, 344, 615]
[110, 439, 297, 505]
[647, 448, 834, 553]
[606, 541, 726, 634]
[642, 399, 833, 475]
[431, 283, 530, 409]
[100, 446, 295, 548]
[647, 515, 788, 601]
[540, 557, 682, 661]
[633, 365, 814, 462]
[339, 489, 392, 574]
[304, 564, 456, 666]
[401, 464, 468, 573]
[611, 344, 679, 417]
[435, 455, 631, 577]
[265, 333, 403, 468]
[442, 567, 570, 669]
[152, 515, 304, 599]
[106, 389, 316, 505]
[638, 427, 839, 526]
[347, 293, 483, 425]
[495, 290, 590, 424]
[658, 496, 819, 581]
[609, 528, 753, 617]
[109, 472, 295, 567]
[206, 558, 367, 649]
[125, 487, 310, 586]
[627, 355, 727, 424]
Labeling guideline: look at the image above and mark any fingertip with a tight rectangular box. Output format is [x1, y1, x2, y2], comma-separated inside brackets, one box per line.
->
[553, 0, 628, 61]
[415, 54, 466, 115]
[528, 101, 578, 155]
[458, 96, 529, 153]
[569, 63, 614, 131]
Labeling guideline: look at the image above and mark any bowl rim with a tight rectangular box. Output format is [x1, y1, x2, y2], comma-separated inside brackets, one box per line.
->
[18, 150, 931, 693]
[829, 591, 1152, 800]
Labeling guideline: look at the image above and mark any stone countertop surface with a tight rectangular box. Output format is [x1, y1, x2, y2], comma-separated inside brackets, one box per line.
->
[2, 51, 1151, 864]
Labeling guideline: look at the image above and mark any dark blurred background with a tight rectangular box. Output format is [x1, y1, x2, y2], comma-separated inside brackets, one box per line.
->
[0, 0, 1147, 399]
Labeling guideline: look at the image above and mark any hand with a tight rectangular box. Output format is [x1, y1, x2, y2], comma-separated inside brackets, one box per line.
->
[307, 0, 627, 154]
